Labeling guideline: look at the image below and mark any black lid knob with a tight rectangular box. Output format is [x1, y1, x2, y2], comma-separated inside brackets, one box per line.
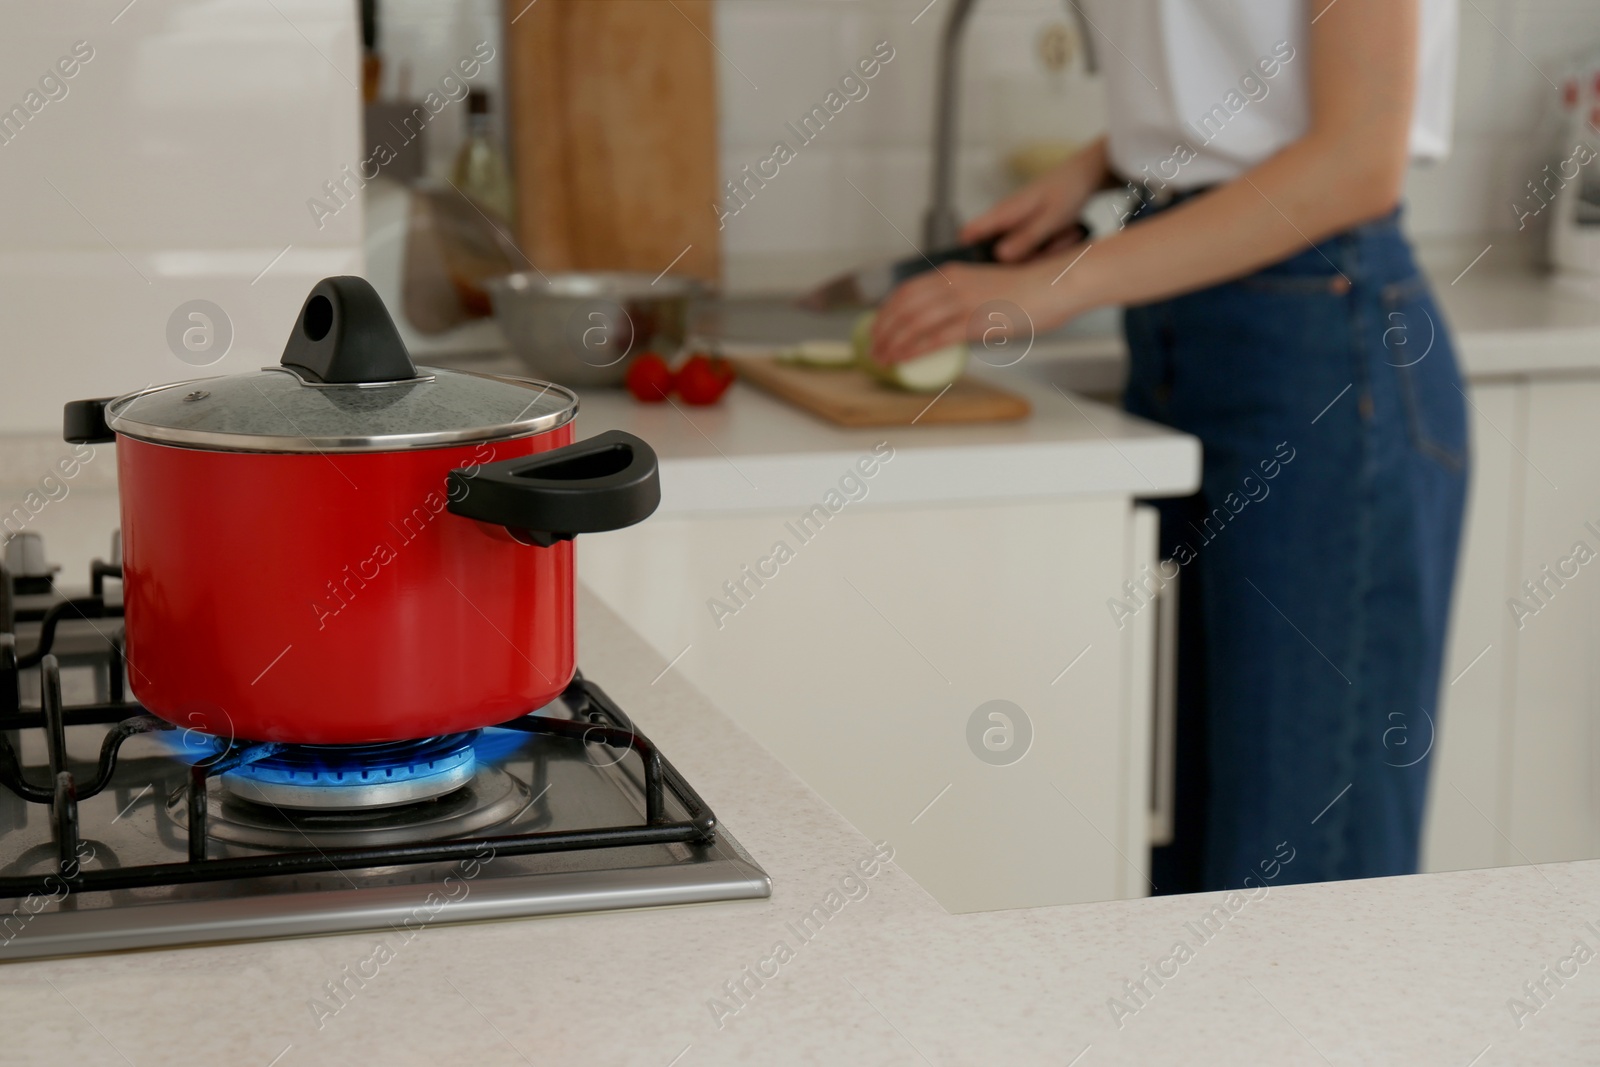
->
[280, 276, 418, 384]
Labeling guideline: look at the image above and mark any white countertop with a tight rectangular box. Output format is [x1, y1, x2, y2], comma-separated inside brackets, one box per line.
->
[1431, 255, 1600, 377]
[442, 241, 1600, 523]
[570, 359, 1200, 516]
[1022, 238, 1600, 384]
[5, 590, 1596, 1066]
[417, 336, 1201, 516]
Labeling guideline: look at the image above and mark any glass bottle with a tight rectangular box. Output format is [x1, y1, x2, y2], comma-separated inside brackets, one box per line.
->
[452, 89, 515, 224]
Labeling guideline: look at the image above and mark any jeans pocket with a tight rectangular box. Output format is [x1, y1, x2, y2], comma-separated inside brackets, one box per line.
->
[1381, 278, 1467, 472]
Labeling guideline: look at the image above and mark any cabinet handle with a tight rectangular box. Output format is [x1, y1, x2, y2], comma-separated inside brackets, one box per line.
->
[1149, 562, 1179, 847]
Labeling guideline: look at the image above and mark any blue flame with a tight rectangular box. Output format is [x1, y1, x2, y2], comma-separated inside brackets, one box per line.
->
[472, 726, 536, 766]
[148, 724, 538, 772]
[149, 728, 229, 766]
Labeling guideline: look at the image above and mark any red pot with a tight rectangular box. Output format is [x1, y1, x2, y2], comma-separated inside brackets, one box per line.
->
[65, 276, 659, 744]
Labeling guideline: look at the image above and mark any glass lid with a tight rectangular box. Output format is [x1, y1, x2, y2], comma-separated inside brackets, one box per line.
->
[105, 368, 576, 454]
[103, 276, 577, 453]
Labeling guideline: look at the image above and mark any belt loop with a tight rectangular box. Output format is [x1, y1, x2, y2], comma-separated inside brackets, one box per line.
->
[1340, 228, 1362, 289]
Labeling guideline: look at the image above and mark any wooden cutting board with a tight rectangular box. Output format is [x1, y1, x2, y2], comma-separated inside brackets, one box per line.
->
[730, 357, 1031, 428]
[504, 0, 720, 282]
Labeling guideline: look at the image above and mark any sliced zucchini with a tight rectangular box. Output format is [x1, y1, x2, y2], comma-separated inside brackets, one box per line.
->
[782, 339, 855, 367]
[853, 311, 967, 393]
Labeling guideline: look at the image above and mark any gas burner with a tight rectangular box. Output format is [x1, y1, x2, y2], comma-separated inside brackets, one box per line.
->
[181, 764, 534, 851]
[0, 543, 769, 961]
[220, 732, 480, 810]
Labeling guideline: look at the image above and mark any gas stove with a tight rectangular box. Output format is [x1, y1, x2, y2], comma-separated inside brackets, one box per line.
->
[0, 534, 769, 962]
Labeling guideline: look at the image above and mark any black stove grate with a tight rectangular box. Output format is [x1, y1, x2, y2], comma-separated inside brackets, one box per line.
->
[0, 574, 718, 900]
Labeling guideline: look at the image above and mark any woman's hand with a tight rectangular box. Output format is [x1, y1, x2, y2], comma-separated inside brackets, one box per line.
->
[869, 249, 1093, 365]
[961, 138, 1111, 262]
[865, 139, 1108, 364]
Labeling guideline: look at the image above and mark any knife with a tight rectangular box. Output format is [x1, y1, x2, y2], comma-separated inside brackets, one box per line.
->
[796, 225, 1088, 312]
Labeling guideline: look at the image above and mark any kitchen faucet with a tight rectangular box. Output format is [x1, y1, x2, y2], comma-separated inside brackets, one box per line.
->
[923, 0, 1099, 249]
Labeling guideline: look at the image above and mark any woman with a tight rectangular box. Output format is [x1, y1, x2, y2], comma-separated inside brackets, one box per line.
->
[873, 0, 1467, 892]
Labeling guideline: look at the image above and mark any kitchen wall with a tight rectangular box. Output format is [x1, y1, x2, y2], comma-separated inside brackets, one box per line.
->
[0, 0, 364, 433]
[0, 0, 364, 580]
[1406, 0, 1599, 241]
[713, 0, 1600, 294]
[714, 0, 1104, 293]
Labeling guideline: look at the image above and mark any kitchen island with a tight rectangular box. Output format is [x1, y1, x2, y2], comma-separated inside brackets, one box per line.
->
[2, 590, 1595, 1067]
[566, 356, 1198, 915]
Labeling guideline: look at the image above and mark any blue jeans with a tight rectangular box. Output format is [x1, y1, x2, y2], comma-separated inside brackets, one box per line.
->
[1123, 208, 1468, 892]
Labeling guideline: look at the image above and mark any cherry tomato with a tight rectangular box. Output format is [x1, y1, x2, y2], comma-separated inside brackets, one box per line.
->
[624, 351, 674, 403]
[675, 352, 735, 405]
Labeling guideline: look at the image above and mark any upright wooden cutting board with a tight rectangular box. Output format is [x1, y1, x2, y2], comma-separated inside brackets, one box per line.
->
[504, 0, 720, 282]
[730, 358, 1032, 428]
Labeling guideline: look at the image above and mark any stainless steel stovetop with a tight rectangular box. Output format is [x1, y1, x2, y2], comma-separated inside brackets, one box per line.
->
[0, 537, 769, 962]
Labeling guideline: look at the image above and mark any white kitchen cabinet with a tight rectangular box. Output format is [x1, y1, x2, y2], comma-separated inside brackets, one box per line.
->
[581, 494, 1161, 911]
[1425, 376, 1600, 872]
[1505, 379, 1600, 863]
[1422, 380, 1521, 872]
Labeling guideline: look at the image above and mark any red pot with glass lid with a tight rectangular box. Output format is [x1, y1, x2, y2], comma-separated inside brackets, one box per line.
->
[64, 276, 659, 745]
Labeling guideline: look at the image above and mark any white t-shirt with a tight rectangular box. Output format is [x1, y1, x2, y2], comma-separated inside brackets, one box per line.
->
[1080, 0, 1458, 189]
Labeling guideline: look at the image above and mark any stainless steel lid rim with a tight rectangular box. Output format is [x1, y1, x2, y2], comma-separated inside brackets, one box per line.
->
[106, 419, 577, 455]
[104, 370, 579, 454]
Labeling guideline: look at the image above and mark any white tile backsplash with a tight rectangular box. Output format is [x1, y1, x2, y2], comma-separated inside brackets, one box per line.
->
[1404, 136, 1504, 236]
[835, 144, 930, 249]
[0, 0, 364, 434]
[1403, 0, 1599, 237]
[720, 141, 844, 254]
[716, 3, 849, 147]
[716, 0, 1105, 290]
[716, 0, 1600, 286]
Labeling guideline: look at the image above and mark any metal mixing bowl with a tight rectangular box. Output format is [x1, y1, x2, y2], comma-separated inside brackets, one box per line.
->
[487, 271, 705, 387]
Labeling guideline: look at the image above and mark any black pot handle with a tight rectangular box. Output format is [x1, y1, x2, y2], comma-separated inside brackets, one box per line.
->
[64, 399, 116, 444]
[446, 430, 661, 547]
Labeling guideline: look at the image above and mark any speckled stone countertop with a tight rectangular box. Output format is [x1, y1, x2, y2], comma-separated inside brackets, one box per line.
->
[2, 590, 1597, 1066]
